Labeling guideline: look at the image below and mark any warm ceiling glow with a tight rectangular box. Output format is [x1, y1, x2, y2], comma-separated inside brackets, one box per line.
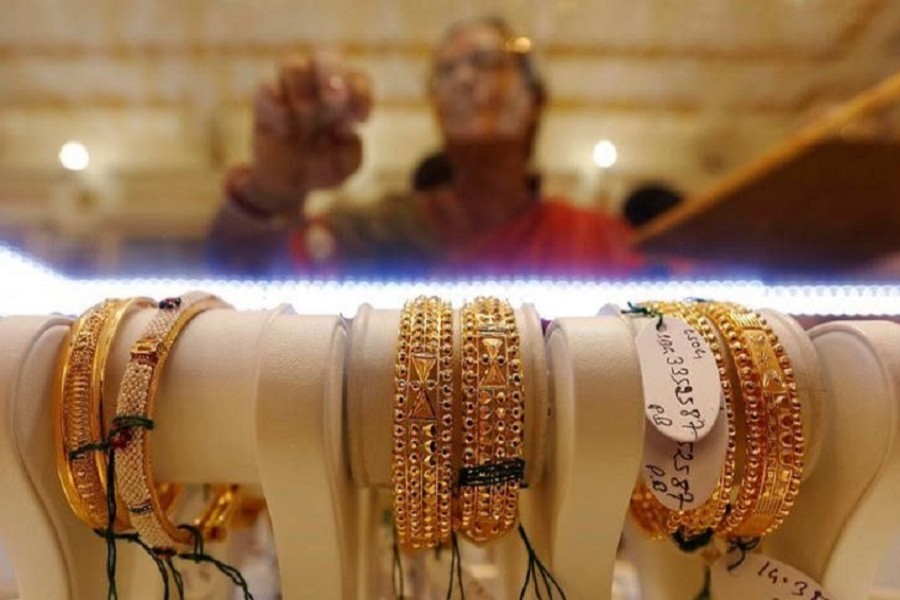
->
[59, 141, 89, 171]
[592, 140, 617, 168]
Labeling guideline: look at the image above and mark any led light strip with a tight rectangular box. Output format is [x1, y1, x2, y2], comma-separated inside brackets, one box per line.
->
[1, 244, 899, 317]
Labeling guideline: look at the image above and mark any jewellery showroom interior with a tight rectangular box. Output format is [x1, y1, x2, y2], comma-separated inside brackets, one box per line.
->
[3, 2, 900, 599]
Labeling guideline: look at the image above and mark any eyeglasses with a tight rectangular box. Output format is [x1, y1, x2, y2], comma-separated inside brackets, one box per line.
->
[432, 48, 517, 83]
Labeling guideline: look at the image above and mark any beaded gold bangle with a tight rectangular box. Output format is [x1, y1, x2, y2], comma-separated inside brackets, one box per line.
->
[694, 302, 804, 540]
[112, 292, 239, 553]
[391, 296, 454, 550]
[627, 301, 737, 541]
[455, 297, 524, 544]
[54, 297, 155, 531]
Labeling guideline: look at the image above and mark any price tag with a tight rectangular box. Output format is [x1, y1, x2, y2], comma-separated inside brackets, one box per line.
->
[642, 391, 728, 511]
[711, 551, 837, 600]
[635, 316, 720, 442]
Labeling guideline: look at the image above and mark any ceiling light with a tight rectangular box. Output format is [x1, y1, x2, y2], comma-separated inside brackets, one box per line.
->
[592, 140, 617, 169]
[59, 141, 90, 171]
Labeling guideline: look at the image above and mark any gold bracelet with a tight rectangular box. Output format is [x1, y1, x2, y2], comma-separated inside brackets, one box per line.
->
[455, 297, 524, 544]
[112, 292, 239, 553]
[54, 298, 156, 531]
[391, 296, 454, 550]
[695, 302, 804, 540]
[628, 301, 737, 540]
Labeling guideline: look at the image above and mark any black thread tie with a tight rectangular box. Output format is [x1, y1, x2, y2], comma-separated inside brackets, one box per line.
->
[458, 458, 525, 488]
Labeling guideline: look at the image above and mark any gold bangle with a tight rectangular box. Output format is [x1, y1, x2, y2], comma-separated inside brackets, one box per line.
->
[456, 297, 524, 544]
[695, 302, 804, 540]
[628, 301, 738, 540]
[112, 292, 239, 553]
[391, 296, 454, 550]
[54, 297, 155, 531]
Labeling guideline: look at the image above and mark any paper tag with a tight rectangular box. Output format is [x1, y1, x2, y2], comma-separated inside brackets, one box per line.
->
[642, 391, 728, 511]
[636, 316, 720, 442]
[711, 551, 837, 600]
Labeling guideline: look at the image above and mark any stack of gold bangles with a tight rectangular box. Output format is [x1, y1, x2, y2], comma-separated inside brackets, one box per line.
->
[629, 300, 804, 550]
[54, 292, 241, 554]
[392, 296, 527, 550]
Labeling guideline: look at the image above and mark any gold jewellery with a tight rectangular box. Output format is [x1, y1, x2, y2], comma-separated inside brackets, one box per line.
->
[54, 297, 155, 531]
[698, 302, 804, 539]
[391, 296, 527, 549]
[629, 301, 737, 540]
[112, 292, 239, 553]
[629, 300, 804, 544]
[456, 297, 525, 544]
[392, 296, 454, 550]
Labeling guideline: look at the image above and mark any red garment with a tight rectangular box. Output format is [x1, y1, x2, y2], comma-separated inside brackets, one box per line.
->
[437, 199, 643, 278]
[287, 197, 644, 278]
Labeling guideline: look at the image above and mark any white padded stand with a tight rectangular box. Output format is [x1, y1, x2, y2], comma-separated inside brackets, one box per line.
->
[766, 319, 900, 600]
[346, 304, 550, 598]
[0, 306, 348, 600]
[542, 316, 646, 599]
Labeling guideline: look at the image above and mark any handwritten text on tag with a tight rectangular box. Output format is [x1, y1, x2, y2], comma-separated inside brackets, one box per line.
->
[711, 551, 836, 600]
[636, 316, 720, 442]
[642, 392, 728, 511]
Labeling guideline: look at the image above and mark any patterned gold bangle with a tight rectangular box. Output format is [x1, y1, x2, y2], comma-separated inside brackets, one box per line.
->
[54, 297, 155, 531]
[628, 301, 738, 540]
[112, 292, 239, 553]
[391, 296, 454, 550]
[455, 297, 524, 544]
[695, 302, 804, 540]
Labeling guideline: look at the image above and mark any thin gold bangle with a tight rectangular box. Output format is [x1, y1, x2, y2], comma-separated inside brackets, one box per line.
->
[391, 296, 454, 550]
[695, 302, 804, 540]
[54, 297, 155, 531]
[455, 297, 524, 544]
[112, 292, 239, 553]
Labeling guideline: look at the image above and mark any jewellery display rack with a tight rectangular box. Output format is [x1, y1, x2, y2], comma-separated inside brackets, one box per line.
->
[0, 304, 899, 599]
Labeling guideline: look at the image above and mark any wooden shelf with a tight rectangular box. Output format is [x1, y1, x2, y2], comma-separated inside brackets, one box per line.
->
[636, 71, 900, 276]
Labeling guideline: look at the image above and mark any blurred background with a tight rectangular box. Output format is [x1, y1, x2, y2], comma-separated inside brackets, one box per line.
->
[0, 0, 899, 279]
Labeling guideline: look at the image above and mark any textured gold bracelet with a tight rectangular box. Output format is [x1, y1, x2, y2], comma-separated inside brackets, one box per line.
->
[455, 297, 524, 544]
[112, 292, 239, 553]
[391, 296, 454, 550]
[695, 302, 804, 540]
[628, 301, 738, 540]
[54, 297, 155, 531]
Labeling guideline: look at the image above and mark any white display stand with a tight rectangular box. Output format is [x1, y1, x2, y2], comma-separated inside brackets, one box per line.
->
[0, 306, 348, 600]
[543, 316, 646, 599]
[624, 310, 900, 600]
[2, 300, 899, 600]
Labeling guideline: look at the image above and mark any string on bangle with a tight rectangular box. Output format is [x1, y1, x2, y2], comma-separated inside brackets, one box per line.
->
[444, 532, 465, 600]
[622, 302, 665, 330]
[83, 414, 159, 600]
[693, 567, 711, 600]
[392, 534, 405, 600]
[726, 537, 761, 572]
[163, 554, 185, 600]
[672, 528, 714, 553]
[517, 524, 567, 600]
[177, 524, 254, 600]
[458, 458, 525, 488]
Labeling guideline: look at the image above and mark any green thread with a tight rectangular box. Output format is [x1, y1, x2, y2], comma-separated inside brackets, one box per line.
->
[392, 534, 405, 599]
[622, 302, 665, 330]
[177, 525, 254, 600]
[693, 567, 711, 600]
[517, 525, 566, 600]
[445, 533, 466, 600]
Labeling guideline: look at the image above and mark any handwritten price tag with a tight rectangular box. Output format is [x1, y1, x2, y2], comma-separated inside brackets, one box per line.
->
[642, 391, 728, 511]
[636, 316, 720, 442]
[711, 551, 837, 600]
